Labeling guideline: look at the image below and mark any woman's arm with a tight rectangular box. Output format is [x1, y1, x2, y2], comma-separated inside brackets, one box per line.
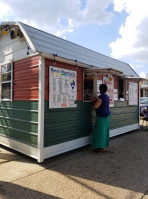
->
[94, 98, 102, 109]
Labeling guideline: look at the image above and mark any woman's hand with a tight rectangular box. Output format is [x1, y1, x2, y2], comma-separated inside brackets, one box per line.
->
[91, 97, 97, 102]
[94, 98, 102, 109]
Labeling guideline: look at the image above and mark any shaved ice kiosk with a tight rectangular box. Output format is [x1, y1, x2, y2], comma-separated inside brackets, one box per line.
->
[0, 22, 139, 162]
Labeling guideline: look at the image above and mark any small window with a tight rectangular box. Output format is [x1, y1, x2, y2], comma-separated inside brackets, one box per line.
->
[118, 79, 125, 100]
[0, 62, 13, 101]
[84, 76, 95, 101]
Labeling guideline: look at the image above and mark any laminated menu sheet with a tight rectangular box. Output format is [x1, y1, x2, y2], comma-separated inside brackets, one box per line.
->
[49, 66, 77, 108]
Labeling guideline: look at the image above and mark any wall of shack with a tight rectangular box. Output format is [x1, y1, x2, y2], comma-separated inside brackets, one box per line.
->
[0, 56, 39, 147]
[44, 59, 139, 148]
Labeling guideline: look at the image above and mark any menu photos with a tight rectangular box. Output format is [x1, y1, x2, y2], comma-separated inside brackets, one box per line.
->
[103, 76, 114, 107]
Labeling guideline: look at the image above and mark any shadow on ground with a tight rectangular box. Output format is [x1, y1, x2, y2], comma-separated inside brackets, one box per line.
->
[0, 130, 148, 198]
[42, 130, 148, 195]
[0, 181, 63, 199]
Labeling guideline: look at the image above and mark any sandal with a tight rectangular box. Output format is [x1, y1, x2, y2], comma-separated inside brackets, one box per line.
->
[93, 148, 107, 153]
[98, 148, 107, 152]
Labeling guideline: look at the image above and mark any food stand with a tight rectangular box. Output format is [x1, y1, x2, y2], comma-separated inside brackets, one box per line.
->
[0, 22, 140, 162]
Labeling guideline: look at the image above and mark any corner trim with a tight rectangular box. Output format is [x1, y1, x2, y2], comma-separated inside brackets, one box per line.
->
[19, 22, 37, 52]
[37, 56, 45, 162]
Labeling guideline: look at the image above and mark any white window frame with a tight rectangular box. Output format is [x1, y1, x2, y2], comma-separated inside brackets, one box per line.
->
[0, 61, 13, 102]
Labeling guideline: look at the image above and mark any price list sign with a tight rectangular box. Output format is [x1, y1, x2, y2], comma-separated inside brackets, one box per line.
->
[128, 82, 138, 105]
[49, 66, 77, 108]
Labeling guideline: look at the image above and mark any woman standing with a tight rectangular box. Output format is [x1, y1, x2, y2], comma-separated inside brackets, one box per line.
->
[92, 84, 110, 152]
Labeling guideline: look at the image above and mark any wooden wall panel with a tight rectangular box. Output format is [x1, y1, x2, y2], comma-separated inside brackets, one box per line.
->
[45, 59, 83, 101]
[44, 100, 139, 147]
[0, 101, 38, 146]
[13, 56, 39, 101]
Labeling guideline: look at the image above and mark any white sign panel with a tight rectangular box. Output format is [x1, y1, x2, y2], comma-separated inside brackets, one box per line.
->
[49, 66, 77, 108]
[103, 76, 114, 107]
[128, 82, 138, 105]
[97, 80, 103, 95]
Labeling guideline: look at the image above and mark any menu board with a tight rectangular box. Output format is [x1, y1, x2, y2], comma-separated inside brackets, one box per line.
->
[128, 82, 138, 105]
[49, 66, 77, 108]
[103, 76, 114, 107]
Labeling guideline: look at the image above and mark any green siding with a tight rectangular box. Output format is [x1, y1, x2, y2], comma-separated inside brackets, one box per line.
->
[44, 101, 94, 147]
[0, 101, 38, 146]
[110, 101, 139, 129]
[44, 100, 139, 147]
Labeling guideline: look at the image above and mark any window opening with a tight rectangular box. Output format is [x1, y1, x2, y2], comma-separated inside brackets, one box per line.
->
[84, 77, 94, 101]
[119, 79, 124, 100]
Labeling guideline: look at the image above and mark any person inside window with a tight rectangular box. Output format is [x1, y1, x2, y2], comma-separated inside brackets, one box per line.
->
[119, 90, 123, 98]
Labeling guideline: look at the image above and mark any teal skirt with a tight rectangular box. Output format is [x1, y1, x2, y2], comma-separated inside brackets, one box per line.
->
[92, 115, 110, 148]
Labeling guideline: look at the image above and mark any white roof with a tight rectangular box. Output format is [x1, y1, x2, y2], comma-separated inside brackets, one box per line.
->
[0, 21, 139, 77]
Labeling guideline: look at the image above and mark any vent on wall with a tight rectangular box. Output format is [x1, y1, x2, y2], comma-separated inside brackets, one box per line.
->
[10, 27, 23, 39]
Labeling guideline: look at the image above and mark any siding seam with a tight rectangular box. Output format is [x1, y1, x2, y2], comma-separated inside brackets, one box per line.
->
[0, 107, 38, 112]
[13, 87, 39, 91]
[13, 76, 38, 81]
[45, 126, 93, 135]
[0, 116, 38, 124]
[14, 64, 39, 71]
[0, 125, 37, 135]
[0, 134, 37, 148]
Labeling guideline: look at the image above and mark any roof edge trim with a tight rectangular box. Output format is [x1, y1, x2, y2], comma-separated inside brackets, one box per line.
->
[42, 53, 91, 68]
[19, 22, 36, 52]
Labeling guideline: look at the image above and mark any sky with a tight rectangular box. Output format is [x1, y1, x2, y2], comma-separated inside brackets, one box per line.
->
[0, 0, 148, 78]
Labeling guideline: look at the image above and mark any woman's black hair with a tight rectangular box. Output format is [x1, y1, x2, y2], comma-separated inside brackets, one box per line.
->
[99, 84, 107, 94]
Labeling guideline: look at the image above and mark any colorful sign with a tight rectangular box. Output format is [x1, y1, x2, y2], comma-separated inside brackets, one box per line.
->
[49, 66, 77, 108]
[103, 76, 114, 107]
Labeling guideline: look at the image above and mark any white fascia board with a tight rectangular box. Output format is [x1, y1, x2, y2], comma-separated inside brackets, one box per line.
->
[42, 53, 91, 69]
[18, 22, 37, 53]
[1, 22, 19, 26]
[122, 76, 140, 79]
[141, 85, 148, 89]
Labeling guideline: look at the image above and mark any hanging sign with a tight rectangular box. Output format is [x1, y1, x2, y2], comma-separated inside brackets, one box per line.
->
[103, 76, 114, 107]
[128, 82, 138, 105]
[49, 66, 77, 108]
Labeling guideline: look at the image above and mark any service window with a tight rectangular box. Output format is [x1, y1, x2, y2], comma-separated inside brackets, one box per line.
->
[0, 62, 13, 101]
[118, 79, 125, 100]
[84, 75, 95, 101]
